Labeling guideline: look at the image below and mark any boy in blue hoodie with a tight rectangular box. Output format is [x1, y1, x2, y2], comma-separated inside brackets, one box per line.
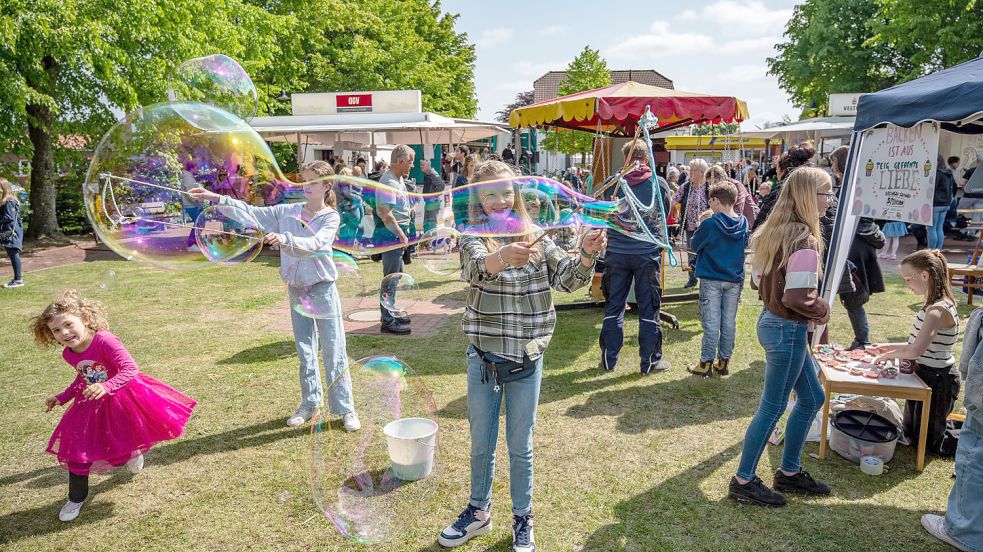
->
[687, 180, 749, 378]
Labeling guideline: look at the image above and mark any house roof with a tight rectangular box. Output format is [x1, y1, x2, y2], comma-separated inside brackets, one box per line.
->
[533, 70, 674, 103]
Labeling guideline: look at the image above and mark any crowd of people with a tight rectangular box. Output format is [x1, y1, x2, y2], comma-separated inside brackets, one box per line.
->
[19, 136, 983, 552]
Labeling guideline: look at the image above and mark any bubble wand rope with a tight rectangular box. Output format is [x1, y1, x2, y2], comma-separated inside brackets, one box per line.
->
[637, 106, 678, 267]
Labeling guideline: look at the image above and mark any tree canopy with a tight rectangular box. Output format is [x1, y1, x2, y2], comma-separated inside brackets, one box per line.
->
[496, 90, 534, 123]
[0, 0, 477, 238]
[767, 0, 982, 116]
[542, 46, 610, 158]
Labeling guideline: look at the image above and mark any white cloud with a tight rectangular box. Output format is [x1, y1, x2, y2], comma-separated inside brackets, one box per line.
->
[476, 27, 514, 48]
[542, 25, 569, 35]
[719, 36, 781, 55]
[607, 21, 713, 60]
[692, 1, 793, 38]
[676, 9, 698, 20]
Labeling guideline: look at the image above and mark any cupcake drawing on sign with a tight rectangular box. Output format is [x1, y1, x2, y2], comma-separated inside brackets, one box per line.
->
[865, 159, 874, 177]
[924, 159, 932, 177]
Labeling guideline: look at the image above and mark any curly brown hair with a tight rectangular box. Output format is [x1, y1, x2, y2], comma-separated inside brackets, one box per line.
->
[31, 290, 109, 347]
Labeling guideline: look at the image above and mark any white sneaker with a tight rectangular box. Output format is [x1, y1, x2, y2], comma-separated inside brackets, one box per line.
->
[343, 412, 361, 432]
[286, 407, 318, 427]
[921, 514, 970, 551]
[125, 454, 144, 474]
[59, 500, 83, 522]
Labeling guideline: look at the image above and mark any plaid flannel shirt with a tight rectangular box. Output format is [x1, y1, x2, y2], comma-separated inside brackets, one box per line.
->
[460, 234, 595, 362]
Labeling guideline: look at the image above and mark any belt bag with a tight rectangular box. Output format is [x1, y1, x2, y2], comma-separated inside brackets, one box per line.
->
[474, 347, 538, 391]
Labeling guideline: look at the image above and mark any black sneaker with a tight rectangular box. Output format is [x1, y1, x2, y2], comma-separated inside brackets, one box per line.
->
[687, 360, 714, 378]
[512, 513, 535, 552]
[395, 316, 411, 325]
[380, 323, 411, 335]
[3, 280, 24, 288]
[438, 504, 492, 547]
[683, 279, 698, 289]
[773, 469, 830, 496]
[370, 253, 382, 262]
[728, 476, 786, 507]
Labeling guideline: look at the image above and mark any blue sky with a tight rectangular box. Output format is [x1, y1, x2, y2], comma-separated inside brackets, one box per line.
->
[441, 0, 802, 129]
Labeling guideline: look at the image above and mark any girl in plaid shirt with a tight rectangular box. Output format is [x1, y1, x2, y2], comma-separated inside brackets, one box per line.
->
[437, 160, 605, 552]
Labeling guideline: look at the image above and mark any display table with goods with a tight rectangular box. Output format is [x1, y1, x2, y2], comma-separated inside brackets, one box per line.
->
[813, 344, 933, 471]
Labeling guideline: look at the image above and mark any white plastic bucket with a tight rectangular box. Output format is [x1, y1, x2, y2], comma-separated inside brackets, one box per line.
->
[382, 417, 438, 481]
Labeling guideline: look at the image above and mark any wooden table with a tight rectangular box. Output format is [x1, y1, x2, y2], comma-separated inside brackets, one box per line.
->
[818, 363, 933, 471]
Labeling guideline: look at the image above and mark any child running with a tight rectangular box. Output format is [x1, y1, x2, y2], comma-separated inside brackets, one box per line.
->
[437, 160, 605, 552]
[34, 290, 196, 522]
[875, 249, 961, 455]
[189, 160, 360, 431]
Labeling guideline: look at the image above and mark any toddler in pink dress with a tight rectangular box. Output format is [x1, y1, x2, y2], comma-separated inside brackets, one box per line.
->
[32, 290, 196, 522]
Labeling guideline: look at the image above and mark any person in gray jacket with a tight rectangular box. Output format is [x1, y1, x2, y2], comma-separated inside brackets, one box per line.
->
[922, 307, 983, 551]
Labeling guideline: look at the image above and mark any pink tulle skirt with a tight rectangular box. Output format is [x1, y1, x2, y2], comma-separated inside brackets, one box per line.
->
[46, 374, 196, 475]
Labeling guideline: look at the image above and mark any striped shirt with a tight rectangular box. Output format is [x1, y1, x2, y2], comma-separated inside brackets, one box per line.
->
[909, 300, 960, 368]
[752, 237, 829, 322]
[460, 234, 594, 362]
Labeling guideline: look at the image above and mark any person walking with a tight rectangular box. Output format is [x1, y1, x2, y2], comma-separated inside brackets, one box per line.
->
[0, 177, 24, 288]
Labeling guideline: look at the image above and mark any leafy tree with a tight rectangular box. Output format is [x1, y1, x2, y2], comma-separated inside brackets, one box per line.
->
[257, 0, 477, 118]
[496, 90, 534, 123]
[542, 46, 610, 159]
[0, 0, 297, 238]
[869, 0, 983, 81]
[691, 122, 741, 136]
[766, 0, 915, 115]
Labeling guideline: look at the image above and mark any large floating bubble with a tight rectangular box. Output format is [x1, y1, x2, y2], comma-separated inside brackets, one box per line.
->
[418, 227, 460, 276]
[379, 273, 419, 318]
[167, 54, 259, 122]
[193, 204, 264, 264]
[290, 252, 366, 319]
[84, 102, 293, 270]
[312, 356, 439, 544]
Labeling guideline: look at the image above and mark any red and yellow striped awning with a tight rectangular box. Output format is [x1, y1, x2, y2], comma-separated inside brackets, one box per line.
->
[509, 81, 750, 136]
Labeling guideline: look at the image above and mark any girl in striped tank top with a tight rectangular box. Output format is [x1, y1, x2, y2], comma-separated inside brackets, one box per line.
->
[875, 249, 961, 455]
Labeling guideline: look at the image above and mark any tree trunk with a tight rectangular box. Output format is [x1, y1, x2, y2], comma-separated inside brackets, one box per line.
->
[26, 56, 61, 240]
[26, 104, 59, 239]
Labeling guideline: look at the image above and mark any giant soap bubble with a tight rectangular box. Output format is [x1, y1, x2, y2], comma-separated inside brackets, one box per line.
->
[83, 102, 292, 270]
[167, 54, 259, 122]
[86, 54, 672, 271]
[311, 356, 440, 544]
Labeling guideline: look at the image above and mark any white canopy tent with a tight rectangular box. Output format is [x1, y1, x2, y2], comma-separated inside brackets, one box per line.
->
[249, 111, 510, 148]
[742, 116, 855, 142]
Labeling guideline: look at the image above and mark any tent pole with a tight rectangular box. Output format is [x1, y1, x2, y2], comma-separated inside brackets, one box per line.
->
[814, 130, 864, 346]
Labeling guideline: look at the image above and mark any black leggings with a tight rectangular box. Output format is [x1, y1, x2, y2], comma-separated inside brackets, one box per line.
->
[4, 247, 20, 280]
[903, 364, 961, 454]
[68, 471, 89, 503]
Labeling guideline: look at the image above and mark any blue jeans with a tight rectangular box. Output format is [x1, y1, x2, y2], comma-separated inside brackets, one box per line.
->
[287, 281, 355, 415]
[928, 205, 949, 249]
[599, 251, 663, 372]
[736, 310, 825, 480]
[466, 345, 543, 516]
[698, 279, 742, 362]
[945, 414, 983, 551]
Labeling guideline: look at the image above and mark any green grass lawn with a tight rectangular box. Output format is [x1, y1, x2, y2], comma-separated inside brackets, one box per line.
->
[0, 252, 972, 551]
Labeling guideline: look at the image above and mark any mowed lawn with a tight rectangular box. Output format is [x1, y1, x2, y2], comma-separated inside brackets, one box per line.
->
[0, 249, 971, 551]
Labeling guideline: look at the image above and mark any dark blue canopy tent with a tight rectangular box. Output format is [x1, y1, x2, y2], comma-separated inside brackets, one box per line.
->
[822, 55, 983, 318]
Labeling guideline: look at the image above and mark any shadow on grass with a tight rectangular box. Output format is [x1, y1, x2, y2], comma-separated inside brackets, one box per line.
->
[562, 361, 765, 434]
[10, 418, 301, 494]
[580, 440, 947, 552]
[216, 340, 297, 365]
[0, 473, 125, 544]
